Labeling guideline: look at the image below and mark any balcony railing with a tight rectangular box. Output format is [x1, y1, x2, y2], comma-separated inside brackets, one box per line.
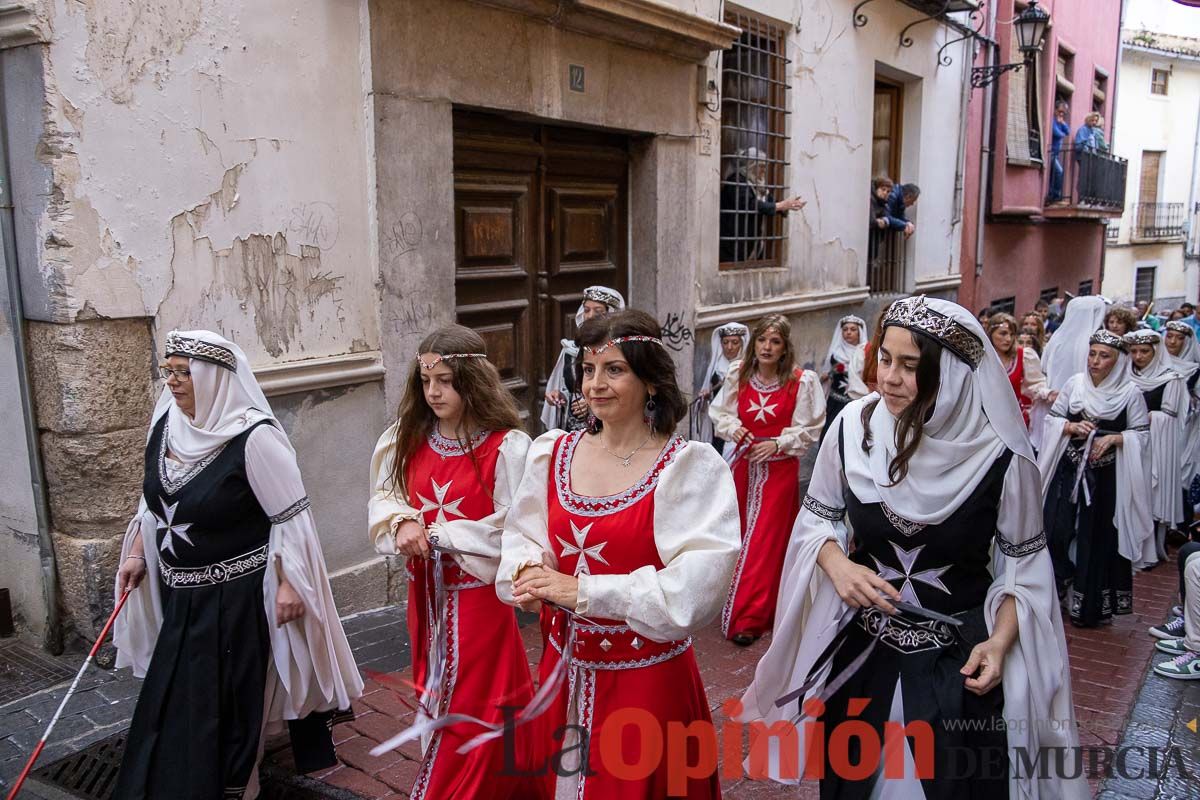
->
[1106, 219, 1120, 243]
[868, 228, 907, 294]
[1046, 148, 1127, 215]
[1133, 202, 1186, 240]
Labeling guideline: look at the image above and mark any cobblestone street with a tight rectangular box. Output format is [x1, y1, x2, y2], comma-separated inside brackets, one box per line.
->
[2, 560, 1199, 799]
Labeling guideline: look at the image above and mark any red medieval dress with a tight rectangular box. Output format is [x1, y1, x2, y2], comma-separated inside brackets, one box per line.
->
[497, 430, 741, 799]
[710, 364, 826, 640]
[368, 424, 546, 800]
[1004, 346, 1051, 429]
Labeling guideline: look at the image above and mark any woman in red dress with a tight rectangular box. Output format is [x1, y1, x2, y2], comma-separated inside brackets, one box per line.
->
[498, 310, 741, 799]
[987, 312, 1055, 429]
[368, 325, 545, 800]
[709, 314, 825, 645]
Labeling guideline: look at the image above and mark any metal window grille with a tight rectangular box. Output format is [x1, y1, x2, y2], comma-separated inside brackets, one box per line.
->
[1039, 286, 1059, 305]
[719, 9, 791, 270]
[1135, 266, 1157, 305]
[1078, 279, 1094, 297]
[991, 296, 1017, 315]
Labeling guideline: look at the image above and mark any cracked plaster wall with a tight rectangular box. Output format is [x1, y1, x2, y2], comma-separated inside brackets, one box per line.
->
[16, 0, 384, 639]
[693, 0, 969, 364]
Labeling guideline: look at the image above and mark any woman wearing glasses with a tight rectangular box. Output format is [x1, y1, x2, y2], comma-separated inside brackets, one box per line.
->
[112, 330, 362, 799]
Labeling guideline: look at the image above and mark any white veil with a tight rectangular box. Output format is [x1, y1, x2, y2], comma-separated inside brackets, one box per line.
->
[1042, 296, 1110, 391]
[540, 286, 625, 430]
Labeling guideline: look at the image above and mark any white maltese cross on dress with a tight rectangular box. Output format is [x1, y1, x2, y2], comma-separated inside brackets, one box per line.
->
[747, 392, 779, 423]
[556, 521, 609, 576]
[155, 498, 195, 558]
[417, 479, 467, 524]
[871, 542, 951, 607]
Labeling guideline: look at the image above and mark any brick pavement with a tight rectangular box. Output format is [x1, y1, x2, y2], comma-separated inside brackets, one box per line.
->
[2, 554, 1197, 799]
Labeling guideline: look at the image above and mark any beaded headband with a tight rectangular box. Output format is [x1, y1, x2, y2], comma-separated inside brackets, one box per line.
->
[1122, 330, 1160, 346]
[164, 332, 238, 372]
[583, 335, 666, 355]
[1166, 321, 1195, 337]
[838, 315, 866, 329]
[717, 323, 748, 338]
[583, 287, 622, 309]
[1089, 329, 1127, 352]
[416, 352, 488, 370]
[882, 295, 985, 369]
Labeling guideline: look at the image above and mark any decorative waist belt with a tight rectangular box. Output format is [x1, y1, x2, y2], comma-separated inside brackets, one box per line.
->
[159, 543, 270, 589]
[548, 616, 691, 670]
[859, 606, 956, 655]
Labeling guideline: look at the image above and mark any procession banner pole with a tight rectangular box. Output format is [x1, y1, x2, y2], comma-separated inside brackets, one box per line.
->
[5, 588, 132, 800]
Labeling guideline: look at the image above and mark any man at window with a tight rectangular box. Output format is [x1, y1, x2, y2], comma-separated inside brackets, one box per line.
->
[719, 147, 806, 263]
[881, 182, 920, 240]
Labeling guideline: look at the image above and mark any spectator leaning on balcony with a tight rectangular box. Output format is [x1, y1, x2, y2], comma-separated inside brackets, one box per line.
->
[869, 175, 893, 230]
[881, 182, 920, 239]
[1073, 112, 1106, 154]
[1048, 101, 1071, 204]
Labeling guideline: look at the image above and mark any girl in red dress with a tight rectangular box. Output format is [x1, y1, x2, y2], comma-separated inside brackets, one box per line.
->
[987, 312, 1055, 429]
[709, 314, 826, 645]
[368, 325, 545, 800]
[498, 310, 741, 799]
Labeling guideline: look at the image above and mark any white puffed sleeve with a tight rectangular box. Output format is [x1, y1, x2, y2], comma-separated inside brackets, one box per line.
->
[367, 421, 424, 556]
[776, 370, 827, 456]
[428, 429, 531, 584]
[574, 442, 740, 642]
[985, 454, 1089, 800]
[1021, 348, 1053, 403]
[245, 424, 363, 721]
[709, 360, 743, 441]
[496, 431, 564, 604]
[112, 496, 160, 677]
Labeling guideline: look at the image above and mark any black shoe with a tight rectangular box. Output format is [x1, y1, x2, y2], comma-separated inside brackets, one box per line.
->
[731, 632, 757, 647]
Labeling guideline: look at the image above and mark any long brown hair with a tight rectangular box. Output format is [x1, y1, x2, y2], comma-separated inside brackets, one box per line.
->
[737, 314, 798, 389]
[860, 326, 943, 485]
[574, 310, 688, 436]
[387, 325, 523, 496]
[1019, 312, 1045, 354]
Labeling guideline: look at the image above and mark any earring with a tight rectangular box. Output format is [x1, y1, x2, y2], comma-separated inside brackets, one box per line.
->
[586, 412, 599, 434]
[644, 397, 656, 425]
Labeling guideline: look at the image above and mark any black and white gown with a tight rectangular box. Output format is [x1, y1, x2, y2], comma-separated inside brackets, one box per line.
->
[113, 418, 363, 799]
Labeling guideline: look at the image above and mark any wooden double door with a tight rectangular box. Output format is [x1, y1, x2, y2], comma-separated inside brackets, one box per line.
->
[453, 111, 629, 426]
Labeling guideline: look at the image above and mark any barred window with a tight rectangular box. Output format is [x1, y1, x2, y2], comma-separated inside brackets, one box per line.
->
[1151, 68, 1169, 96]
[719, 8, 791, 270]
[1135, 266, 1157, 305]
[1039, 286, 1059, 305]
[991, 296, 1017, 315]
[1078, 279, 1094, 296]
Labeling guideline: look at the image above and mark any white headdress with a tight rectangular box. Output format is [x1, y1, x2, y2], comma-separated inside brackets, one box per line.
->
[155, 330, 285, 463]
[840, 296, 1033, 524]
[825, 315, 867, 368]
[1042, 295, 1110, 391]
[540, 286, 626, 430]
[1065, 329, 1138, 419]
[1165, 320, 1200, 374]
[699, 322, 750, 392]
[1123, 329, 1180, 392]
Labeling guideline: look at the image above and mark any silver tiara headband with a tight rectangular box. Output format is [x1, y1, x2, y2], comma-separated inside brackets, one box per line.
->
[838, 315, 866, 328]
[164, 332, 237, 372]
[1166, 321, 1195, 337]
[1090, 329, 1127, 352]
[1122, 330, 1160, 346]
[583, 335, 666, 355]
[416, 352, 488, 370]
[882, 296, 985, 369]
[583, 288, 622, 309]
[717, 324, 747, 338]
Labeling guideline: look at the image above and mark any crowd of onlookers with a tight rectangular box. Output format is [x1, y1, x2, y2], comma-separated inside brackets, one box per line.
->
[977, 295, 1200, 351]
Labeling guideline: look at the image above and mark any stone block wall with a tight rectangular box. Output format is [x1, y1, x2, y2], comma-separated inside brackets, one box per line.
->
[25, 318, 155, 645]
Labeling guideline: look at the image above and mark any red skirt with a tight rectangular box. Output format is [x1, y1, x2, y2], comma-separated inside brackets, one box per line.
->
[722, 456, 801, 639]
[407, 568, 547, 800]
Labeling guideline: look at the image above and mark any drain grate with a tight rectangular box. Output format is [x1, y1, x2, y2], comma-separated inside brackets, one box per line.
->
[26, 732, 126, 800]
[0, 641, 76, 706]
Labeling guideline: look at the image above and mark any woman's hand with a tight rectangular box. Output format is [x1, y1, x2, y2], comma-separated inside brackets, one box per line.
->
[275, 577, 307, 626]
[747, 440, 780, 463]
[1066, 420, 1096, 438]
[118, 556, 146, 594]
[733, 427, 752, 445]
[1089, 434, 1122, 464]
[394, 519, 429, 559]
[512, 565, 579, 610]
[570, 397, 590, 419]
[1047, 390, 1060, 405]
[816, 541, 901, 613]
[961, 637, 1007, 695]
[545, 390, 564, 406]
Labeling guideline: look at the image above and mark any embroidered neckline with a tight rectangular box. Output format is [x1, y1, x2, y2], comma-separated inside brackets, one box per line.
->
[749, 373, 781, 393]
[554, 430, 685, 516]
[428, 425, 491, 457]
[157, 421, 230, 495]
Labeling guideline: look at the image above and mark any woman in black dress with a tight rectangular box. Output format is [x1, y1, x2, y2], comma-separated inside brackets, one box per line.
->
[1038, 329, 1153, 627]
[741, 297, 1086, 799]
[112, 330, 362, 799]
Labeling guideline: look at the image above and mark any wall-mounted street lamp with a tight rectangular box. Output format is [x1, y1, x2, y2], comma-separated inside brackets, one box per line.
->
[970, 0, 1051, 88]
